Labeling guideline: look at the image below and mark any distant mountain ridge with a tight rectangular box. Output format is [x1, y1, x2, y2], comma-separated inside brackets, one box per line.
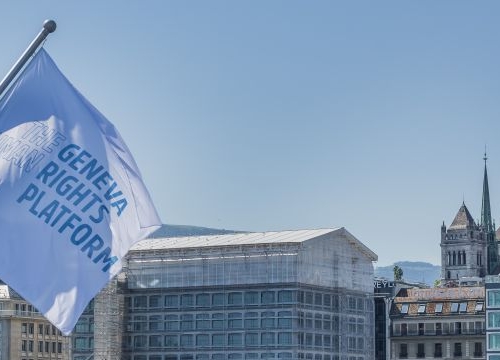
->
[149, 224, 244, 238]
[374, 261, 440, 286]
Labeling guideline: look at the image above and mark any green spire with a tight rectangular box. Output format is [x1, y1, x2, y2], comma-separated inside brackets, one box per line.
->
[483, 151, 499, 275]
[482, 152, 494, 232]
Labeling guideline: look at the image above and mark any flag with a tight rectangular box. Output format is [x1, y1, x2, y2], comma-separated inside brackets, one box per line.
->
[0, 48, 161, 335]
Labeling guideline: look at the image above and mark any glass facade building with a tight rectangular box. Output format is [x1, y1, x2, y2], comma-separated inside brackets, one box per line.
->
[118, 228, 377, 360]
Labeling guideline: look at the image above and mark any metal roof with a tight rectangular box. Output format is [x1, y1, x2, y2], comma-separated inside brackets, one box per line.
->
[130, 227, 378, 261]
[132, 228, 340, 251]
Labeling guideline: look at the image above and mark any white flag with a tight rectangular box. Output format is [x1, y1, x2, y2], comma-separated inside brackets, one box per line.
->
[0, 48, 161, 334]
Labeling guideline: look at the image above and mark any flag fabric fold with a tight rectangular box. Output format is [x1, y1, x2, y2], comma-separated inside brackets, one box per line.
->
[0, 48, 161, 335]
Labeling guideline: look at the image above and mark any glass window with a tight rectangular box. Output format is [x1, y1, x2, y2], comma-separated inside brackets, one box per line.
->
[489, 290, 500, 307]
[245, 312, 259, 328]
[278, 312, 292, 328]
[212, 334, 225, 347]
[489, 333, 500, 350]
[149, 335, 162, 347]
[451, 303, 459, 312]
[149, 295, 162, 308]
[181, 314, 194, 330]
[262, 332, 275, 345]
[245, 292, 259, 305]
[196, 294, 210, 306]
[213, 313, 224, 329]
[134, 335, 147, 349]
[475, 302, 484, 311]
[228, 292, 243, 305]
[196, 334, 210, 347]
[459, 302, 467, 312]
[490, 312, 500, 329]
[278, 290, 293, 303]
[228, 333, 243, 346]
[314, 293, 322, 306]
[165, 335, 178, 348]
[262, 311, 275, 328]
[278, 353, 292, 359]
[418, 304, 426, 314]
[181, 294, 194, 307]
[245, 354, 259, 359]
[213, 293, 225, 306]
[400, 304, 409, 314]
[229, 354, 243, 360]
[149, 315, 163, 331]
[305, 292, 313, 304]
[74, 338, 87, 350]
[228, 313, 243, 329]
[262, 291, 275, 304]
[435, 303, 443, 313]
[134, 316, 147, 331]
[134, 296, 147, 308]
[324, 294, 331, 307]
[196, 314, 210, 330]
[165, 315, 179, 331]
[165, 295, 178, 308]
[180, 334, 194, 347]
[245, 333, 259, 346]
[278, 332, 292, 345]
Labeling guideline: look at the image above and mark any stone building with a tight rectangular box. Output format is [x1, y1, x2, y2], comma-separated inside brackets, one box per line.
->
[0, 282, 70, 360]
[440, 154, 499, 283]
[390, 287, 485, 359]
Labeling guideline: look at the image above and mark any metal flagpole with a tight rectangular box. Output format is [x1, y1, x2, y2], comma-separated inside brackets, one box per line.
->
[0, 19, 57, 98]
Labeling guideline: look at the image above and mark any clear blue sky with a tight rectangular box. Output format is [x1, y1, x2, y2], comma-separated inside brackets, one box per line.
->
[1, 1, 500, 266]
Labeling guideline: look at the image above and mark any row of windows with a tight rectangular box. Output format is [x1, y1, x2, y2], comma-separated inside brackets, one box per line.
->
[128, 291, 295, 309]
[399, 301, 483, 314]
[393, 320, 485, 336]
[120, 353, 347, 360]
[127, 291, 369, 312]
[128, 311, 293, 330]
[126, 311, 356, 333]
[125, 332, 295, 349]
[398, 342, 482, 358]
[21, 323, 62, 337]
[22, 340, 62, 353]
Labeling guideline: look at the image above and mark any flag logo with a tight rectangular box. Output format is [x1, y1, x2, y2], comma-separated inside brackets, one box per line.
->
[0, 49, 161, 334]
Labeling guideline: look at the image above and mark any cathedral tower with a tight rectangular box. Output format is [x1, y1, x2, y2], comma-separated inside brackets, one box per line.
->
[441, 203, 486, 281]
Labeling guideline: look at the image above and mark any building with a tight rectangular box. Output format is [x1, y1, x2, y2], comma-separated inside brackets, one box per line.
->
[440, 154, 499, 283]
[115, 227, 377, 360]
[374, 280, 429, 360]
[390, 286, 485, 359]
[0, 282, 70, 360]
[485, 275, 500, 359]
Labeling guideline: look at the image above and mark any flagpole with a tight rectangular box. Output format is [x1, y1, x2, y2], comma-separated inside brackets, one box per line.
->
[0, 19, 57, 98]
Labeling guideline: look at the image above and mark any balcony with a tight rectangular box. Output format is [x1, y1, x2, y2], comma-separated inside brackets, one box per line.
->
[392, 328, 486, 337]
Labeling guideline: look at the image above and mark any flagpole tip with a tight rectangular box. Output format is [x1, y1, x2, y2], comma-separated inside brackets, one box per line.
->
[43, 20, 57, 33]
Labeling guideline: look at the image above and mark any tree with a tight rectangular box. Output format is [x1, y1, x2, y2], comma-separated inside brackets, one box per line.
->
[393, 265, 403, 281]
